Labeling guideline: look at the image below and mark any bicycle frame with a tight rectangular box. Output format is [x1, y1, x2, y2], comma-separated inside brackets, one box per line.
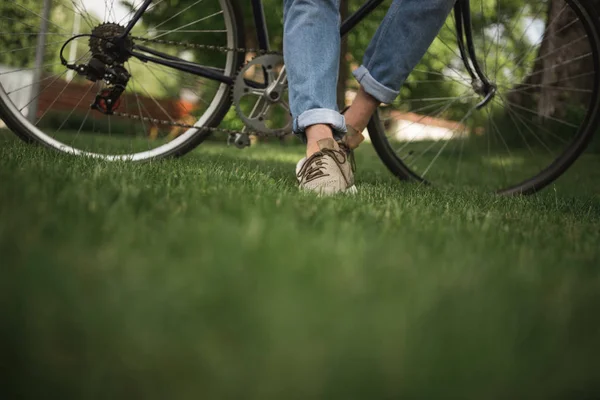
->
[117, 0, 493, 97]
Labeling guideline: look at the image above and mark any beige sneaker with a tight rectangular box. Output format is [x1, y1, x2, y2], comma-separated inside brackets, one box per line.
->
[296, 138, 357, 195]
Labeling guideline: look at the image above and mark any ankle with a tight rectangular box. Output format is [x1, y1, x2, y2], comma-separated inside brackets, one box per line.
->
[344, 126, 365, 150]
[345, 111, 368, 134]
[345, 87, 380, 133]
[306, 124, 334, 157]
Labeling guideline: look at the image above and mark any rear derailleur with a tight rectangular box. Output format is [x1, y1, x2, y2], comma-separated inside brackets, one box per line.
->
[70, 57, 130, 115]
[61, 23, 132, 115]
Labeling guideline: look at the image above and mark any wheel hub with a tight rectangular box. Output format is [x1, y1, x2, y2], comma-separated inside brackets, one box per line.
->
[472, 79, 497, 110]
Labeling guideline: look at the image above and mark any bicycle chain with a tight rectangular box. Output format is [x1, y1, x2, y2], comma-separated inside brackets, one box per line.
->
[110, 36, 287, 138]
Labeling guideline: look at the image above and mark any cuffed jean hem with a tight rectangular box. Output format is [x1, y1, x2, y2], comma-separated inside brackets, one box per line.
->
[353, 65, 398, 104]
[293, 108, 347, 143]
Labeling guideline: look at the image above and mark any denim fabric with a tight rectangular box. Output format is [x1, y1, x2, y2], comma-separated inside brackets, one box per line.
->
[283, 0, 455, 138]
[357, 0, 456, 103]
[283, 0, 346, 141]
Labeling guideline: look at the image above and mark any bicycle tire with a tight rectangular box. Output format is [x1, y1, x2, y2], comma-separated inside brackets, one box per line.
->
[0, 0, 245, 161]
[368, 0, 600, 195]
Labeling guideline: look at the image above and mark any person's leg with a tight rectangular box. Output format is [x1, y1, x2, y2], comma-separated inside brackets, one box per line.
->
[344, 0, 456, 147]
[343, 86, 379, 149]
[283, 0, 346, 157]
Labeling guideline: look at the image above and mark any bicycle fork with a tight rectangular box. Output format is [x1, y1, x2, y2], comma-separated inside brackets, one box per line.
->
[454, 0, 497, 109]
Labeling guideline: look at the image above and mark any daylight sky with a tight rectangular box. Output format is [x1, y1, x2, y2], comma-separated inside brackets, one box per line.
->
[82, 0, 133, 23]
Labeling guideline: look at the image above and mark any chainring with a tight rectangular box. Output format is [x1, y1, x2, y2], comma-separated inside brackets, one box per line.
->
[233, 54, 292, 137]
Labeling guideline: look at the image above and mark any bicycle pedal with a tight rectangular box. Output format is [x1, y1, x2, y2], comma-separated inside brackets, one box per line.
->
[229, 133, 251, 149]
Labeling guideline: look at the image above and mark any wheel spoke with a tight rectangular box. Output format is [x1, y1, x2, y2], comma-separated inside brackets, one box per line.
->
[34, 75, 77, 125]
[494, 2, 546, 73]
[500, 99, 579, 128]
[394, 92, 475, 153]
[141, 0, 207, 36]
[500, 82, 592, 95]
[152, 10, 224, 40]
[54, 83, 96, 133]
[7, 0, 69, 34]
[501, 4, 572, 75]
[497, 93, 555, 155]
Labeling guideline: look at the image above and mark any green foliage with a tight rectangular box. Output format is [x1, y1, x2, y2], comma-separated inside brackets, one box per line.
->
[0, 0, 83, 68]
[0, 0, 44, 67]
[124, 0, 230, 65]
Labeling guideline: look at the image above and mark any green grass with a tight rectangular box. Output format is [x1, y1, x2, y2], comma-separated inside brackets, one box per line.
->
[1, 131, 600, 399]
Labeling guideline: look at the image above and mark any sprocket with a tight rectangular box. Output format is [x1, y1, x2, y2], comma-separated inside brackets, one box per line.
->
[232, 54, 292, 137]
[89, 22, 133, 64]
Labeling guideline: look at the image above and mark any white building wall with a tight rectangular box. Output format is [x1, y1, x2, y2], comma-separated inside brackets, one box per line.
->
[0, 65, 34, 126]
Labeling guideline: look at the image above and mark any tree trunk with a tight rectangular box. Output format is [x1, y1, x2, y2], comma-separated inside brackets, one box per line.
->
[517, 0, 599, 119]
[337, 0, 350, 110]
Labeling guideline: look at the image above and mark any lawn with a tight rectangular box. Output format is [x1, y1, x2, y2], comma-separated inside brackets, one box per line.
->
[1, 131, 600, 399]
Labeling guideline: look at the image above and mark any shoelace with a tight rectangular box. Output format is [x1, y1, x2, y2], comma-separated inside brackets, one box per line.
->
[337, 142, 357, 173]
[339, 118, 361, 173]
[297, 148, 349, 184]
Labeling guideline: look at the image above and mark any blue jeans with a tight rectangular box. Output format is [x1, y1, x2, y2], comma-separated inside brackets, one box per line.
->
[283, 0, 455, 141]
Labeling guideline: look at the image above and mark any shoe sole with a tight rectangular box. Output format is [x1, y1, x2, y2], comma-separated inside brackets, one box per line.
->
[298, 184, 358, 196]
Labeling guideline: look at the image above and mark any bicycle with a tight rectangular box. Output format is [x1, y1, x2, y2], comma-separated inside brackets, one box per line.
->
[1, 0, 598, 195]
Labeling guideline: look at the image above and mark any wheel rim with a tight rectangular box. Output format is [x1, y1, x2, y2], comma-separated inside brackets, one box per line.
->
[372, 0, 600, 194]
[0, 0, 238, 161]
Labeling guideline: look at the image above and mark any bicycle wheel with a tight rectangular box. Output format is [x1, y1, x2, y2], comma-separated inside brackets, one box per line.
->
[368, 0, 600, 195]
[0, 0, 244, 161]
